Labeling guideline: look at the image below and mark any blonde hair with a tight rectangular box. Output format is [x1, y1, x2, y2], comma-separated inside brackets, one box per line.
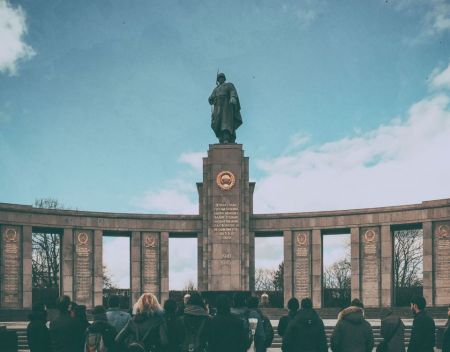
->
[133, 293, 162, 315]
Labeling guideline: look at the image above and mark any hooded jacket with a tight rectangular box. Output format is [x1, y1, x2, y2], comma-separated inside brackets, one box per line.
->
[176, 304, 210, 352]
[380, 312, 405, 352]
[330, 306, 374, 352]
[282, 308, 327, 352]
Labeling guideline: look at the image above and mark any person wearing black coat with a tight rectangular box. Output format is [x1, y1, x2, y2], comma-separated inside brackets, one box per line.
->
[85, 306, 117, 351]
[115, 293, 166, 352]
[282, 298, 327, 352]
[379, 308, 405, 352]
[49, 296, 84, 352]
[163, 299, 184, 352]
[206, 295, 248, 352]
[330, 299, 374, 352]
[278, 298, 299, 338]
[407, 296, 435, 352]
[27, 304, 52, 352]
[442, 305, 450, 352]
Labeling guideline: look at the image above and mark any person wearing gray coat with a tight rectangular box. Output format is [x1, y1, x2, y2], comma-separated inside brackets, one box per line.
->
[380, 309, 406, 352]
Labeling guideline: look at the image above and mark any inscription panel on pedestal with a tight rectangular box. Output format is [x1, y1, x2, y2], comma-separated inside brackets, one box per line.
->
[1, 226, 21, 308]
[74, 230, 93, 306]
[434, 222, 450, 304]
[361, 228, 380, 306]
[142, 232, 159, 294]
[294, 231, 311, 299]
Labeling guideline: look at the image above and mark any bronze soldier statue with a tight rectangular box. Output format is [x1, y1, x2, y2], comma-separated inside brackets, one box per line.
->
[208, 73, 242, 143]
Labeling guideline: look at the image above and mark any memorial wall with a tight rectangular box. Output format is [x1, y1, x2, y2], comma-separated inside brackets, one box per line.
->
[1, 144, 450, 310]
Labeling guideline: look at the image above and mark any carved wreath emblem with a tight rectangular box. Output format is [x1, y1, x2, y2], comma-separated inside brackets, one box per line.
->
[296, 233, 307, 246]
[77, 232, 89, 245]
[364, 230, 376, 242]
[437, 224, 450, 238]
[5, 228, 17, 242]
[216, 171, 236, 191]
[144, 236, 156, 248]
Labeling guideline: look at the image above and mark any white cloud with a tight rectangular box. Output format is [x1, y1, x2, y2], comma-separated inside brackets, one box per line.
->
[169, 238, 197, 290]
[178, 152, 206, 172]
[133, 188, 197, 214]
[0, 0, 35, 75]
[323, 234, 350, 268]
[254, 64, 450, 213]
[103, 237, 130, 288]
[430, 62, 450, 89]
[255, 237, 283, 270]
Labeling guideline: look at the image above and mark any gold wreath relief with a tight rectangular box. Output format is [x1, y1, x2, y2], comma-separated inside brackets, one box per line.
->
[5, 228, 17, 242]
[438, 225, 450, 238]
[77, 232, 89, 245]
[296, 233, 307, 246]
[364, 230, 376, 242]
[216, 171, 236, 191]
[144, 236, 156, 248]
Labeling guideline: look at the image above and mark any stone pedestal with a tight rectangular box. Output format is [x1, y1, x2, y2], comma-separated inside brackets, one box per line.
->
[197, 144, 253, 291]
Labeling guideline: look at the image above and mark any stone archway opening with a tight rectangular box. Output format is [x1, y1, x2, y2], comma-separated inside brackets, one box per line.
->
[102, 231, 131, 309]
[31, 227, 62, 308]
[392, 224, 423, 307]
[322, 230, 351, 308]
[254, 232, 284, 308]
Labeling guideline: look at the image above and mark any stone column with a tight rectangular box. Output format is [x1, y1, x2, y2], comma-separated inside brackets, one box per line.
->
[283, 230, 293, 305]
[422, 221, 434, 306]
[351, 227, 361, 301]
[380, 225, 392, 307]
[22, 225, 32, 308]
[160, 231, 169, 304]
[311, 229, 322, 308]
[249, 231, 255, 294]
[73, 230, 94, 307]
[93, 230, 103, 306]
[1, 225, 22, 308]
[434, 221, 450, 305]
[130, 231, 142, 304]
[62, 228, 74, 299]
[293, 231, 312, 302]
[360, 227, 381, 307]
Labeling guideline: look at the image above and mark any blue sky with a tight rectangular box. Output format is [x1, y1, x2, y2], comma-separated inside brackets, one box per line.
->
[2, 0, 450, 289]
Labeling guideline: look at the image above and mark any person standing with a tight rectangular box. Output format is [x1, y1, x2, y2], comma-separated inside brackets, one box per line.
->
[408, 296, 435, 352]
[27, 303, 52, 352]
[442, 305, 450, 352]
[106, 295, 131, 333]
[115, 293, 166, 352]
[247, 296, 274, 352]
[85, 306, 117, 352]
[282, 298, 327, 352]
[278, 298, 299, 338]
[163, 299, 184, 352]
[206, 295, 248, 352]
[379, 308, 405, 352]
[330, 298, 374, 352]
[49, 296, 82, 352]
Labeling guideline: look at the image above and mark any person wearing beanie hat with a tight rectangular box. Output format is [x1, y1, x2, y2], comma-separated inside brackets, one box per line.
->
[85, 306, 117, 351]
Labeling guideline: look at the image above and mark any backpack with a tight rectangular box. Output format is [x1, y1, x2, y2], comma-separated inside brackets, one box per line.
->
[259, 313, 274, 348]
[127, 321, 154, 352]
[85, 331, 107, 352]
[232, 309, 253, 350]
[181, 316, 208, 352]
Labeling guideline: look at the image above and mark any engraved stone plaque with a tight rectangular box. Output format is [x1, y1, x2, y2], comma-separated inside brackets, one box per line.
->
[74, 230, 93, 306]
[1, 226, 21, 307]
[294, 231, 311, 299]
[361, 228, 380, 306]
[142, 232, 159, 294]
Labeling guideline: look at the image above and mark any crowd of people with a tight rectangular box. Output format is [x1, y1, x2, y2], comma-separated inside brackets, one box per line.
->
[278, 295, 450, 352]
[25, 292, 450, 352]
[26, 291, 273, 352]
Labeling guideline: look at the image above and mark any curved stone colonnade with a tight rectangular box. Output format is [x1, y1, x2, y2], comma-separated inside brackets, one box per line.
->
[1, 198, 449, 310]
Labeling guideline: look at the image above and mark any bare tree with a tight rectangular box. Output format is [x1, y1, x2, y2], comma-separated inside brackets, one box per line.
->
[183, 280, 196, 292]
[393, 229, 423, 288]
[255, 268, 276, 291]
[103, 265, 117, 290]
[272, 262, 284, 291]
[323, 258, 351, 290]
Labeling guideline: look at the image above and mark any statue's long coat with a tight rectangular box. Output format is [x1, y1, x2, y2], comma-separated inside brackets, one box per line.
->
[209, 82, 242, 138]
